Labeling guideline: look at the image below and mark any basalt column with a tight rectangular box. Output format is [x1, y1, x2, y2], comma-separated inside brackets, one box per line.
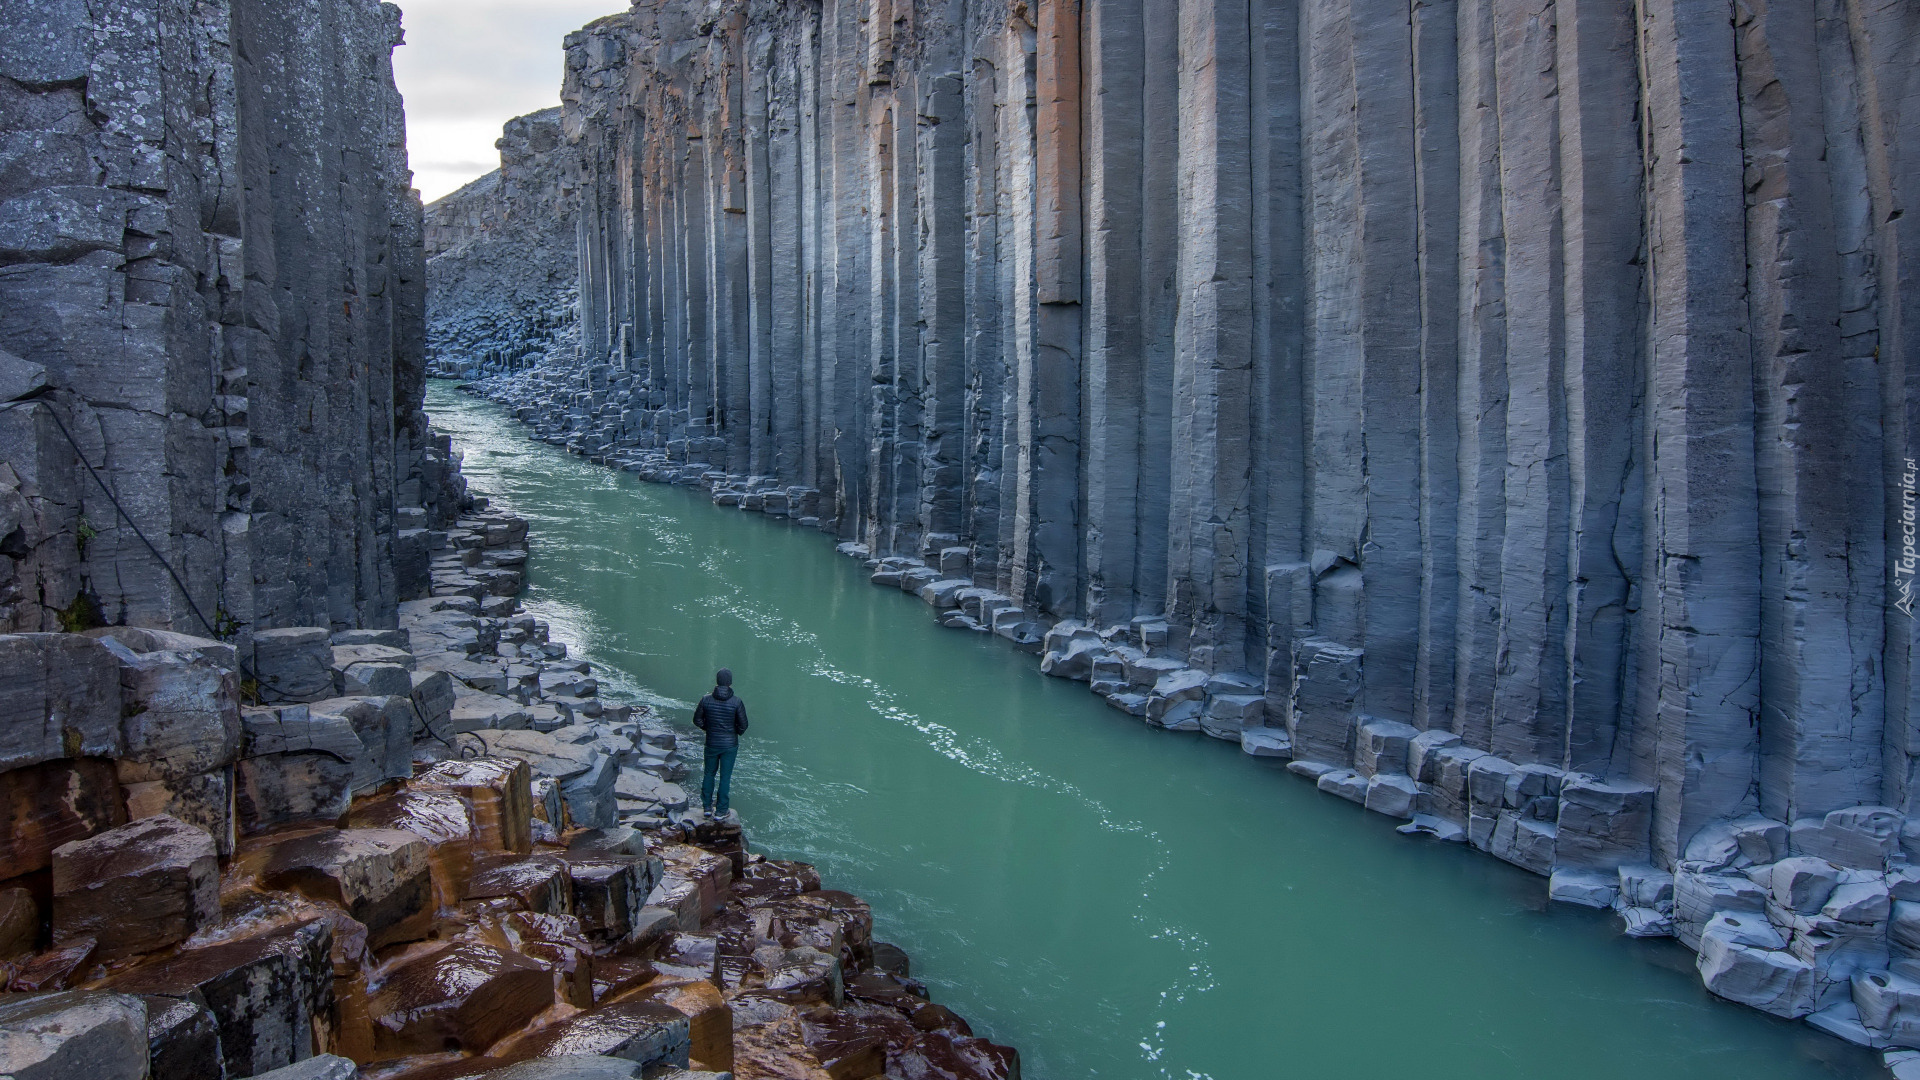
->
[538, 0, 1920, 877]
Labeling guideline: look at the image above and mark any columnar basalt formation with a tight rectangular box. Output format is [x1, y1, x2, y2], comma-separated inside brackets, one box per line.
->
[456, 0, 1920, 1045]
[426, 108, 582, 382]
[0, 0, 435, 643]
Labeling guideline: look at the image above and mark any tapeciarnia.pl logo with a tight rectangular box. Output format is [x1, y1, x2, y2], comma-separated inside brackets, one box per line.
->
[1900, 457, 1917, 618]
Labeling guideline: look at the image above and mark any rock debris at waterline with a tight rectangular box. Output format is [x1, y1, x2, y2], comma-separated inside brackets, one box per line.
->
[422, 0, 1920, 1055]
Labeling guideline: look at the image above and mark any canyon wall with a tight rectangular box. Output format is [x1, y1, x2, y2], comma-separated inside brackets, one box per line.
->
[425, 107, 581, 381]
[537, 0, 1920, 849]
[0, 0, 435, 643]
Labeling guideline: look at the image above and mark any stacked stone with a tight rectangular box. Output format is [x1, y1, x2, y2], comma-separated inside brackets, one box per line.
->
[425, 108, 582, 383]
[436, 0, 1920, 1051]
[0, 0, 429, 642]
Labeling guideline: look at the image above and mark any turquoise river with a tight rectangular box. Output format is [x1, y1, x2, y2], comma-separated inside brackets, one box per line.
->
[427, 382, 1878, 1080]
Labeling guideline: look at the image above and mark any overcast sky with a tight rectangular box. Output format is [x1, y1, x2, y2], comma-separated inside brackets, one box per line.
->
[391, 0, 626, 203]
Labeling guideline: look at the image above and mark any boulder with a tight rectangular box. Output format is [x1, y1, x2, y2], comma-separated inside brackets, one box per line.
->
[1858, 970, 1920, 1048]
[1488, 814, 1556, 876]
[409, 669, 457, 734]
[466, 854, 575, 916]
[487, 1056, 647, 1080]
[512, 1000, 692, 1069]
[1363, 774, 1419, 819]
[1355, 718, 1417, 778]
[1239, 727, 1291, 758]
[1673, 869, 1769, 950]
[1144, 668, 1208, 730]
[1552, 778, 1654, 870]
[345, 788, 477, 908]
[0, 991, 148, 1080]
[1794, 806, 1904, 871]
[253, 829, 433, 949]
[562, 754, 618, 829]
[764, 945, 844, 1007]
[1038, 623, 1104, 681]
[1696, 912, 1814, 1018]
[104, 919, 333, 1078]
[414, 757, 534, 855]
[0, 633, 122, 770]
[340, 662, 411, 698]
[564, 859, 650, 943]
[0, 888, 37, 960]
[51, 815, 219, 962]
[251, 1054, 360, 1080]
[1548, 869, 1617, 909]
[1772, 856, 1843, 915]
[141, 994, 223, 1080]
[1407, 730, 1462, 783]
[252, 628, 336, 703]
[91, 630, 241, 784]
[370, 941, 554, 1055]
[1, 758, 125, 879]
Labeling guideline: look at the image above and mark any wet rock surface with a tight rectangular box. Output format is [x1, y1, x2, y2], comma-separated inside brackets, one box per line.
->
[0, 503, 1015, 1079]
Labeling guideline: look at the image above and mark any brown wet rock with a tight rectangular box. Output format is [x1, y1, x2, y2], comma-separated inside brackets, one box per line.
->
[845, 971, 930, 1012]
[51, 814, 219, 962]
[498, 912, 595, 1007]
[870, 942, 910, 978]
[560, 859, 647, 944]
[0, 887, 37, 961]
[141, 992, 225, 1080]
[655, 847, 731, 920]
[102, 918, 333, 1078]
[588, 956, 656, 1004]
[645, 876, 703, 933]
[7, 936, 95, 992]
[369, 941, 553, 1055]
[346, 788, 478, 909]
[253, 828, 434, 949]
[762, 946, 842, 1008]
[123, 770, 236, 858]
[629, 978, 731, 1073]
[1, 757, 125, 878]
[733, 860, 821, 906]
[464, 855, 572, 917]
[0, 989, 149, 1080]
[236, 750, 357, 836]
[727, 999, 833, 1080]
[501, 999, 690, 1069]
[656, 933, 718, 983]
[414, 758, 533, 856]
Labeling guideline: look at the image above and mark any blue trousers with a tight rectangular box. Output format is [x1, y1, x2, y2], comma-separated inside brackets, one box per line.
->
[701, 747, 738, 814]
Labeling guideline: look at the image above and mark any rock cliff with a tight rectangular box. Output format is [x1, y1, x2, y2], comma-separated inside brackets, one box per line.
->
[0, 0, 436, 643]
[452, 0, 1920, 1047]
[425, 108, 580, 381]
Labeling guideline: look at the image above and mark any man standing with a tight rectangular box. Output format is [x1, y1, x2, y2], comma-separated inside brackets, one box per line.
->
[692, 668, 749, 818]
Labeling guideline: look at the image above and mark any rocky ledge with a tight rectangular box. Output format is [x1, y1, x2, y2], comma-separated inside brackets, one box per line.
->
[1, 500, 1016, 1080]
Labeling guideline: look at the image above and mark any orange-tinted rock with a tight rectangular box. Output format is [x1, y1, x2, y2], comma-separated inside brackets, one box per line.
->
[122, 770, 235, 856]
[414, 758, 533, 856]
[51, 814, 219, 962]
[634, 978, 731, 1072]
[7, 936, 95, 991]
[503, 999, 689, 1068]
[370, 941, 554, 1055]
[103, 918, 333, 1078]
[0, 757, 124, 878]
[465, 855, 572, 917]
[252, 828, 434, 949]
[346, 787, 477, 908]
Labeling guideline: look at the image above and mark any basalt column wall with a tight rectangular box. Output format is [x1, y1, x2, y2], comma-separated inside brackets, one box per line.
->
[0, 0, 430, 642]
[553, 1, 1920, 856]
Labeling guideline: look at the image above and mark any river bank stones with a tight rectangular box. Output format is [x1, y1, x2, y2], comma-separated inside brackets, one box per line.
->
[51, 815, 219, 962]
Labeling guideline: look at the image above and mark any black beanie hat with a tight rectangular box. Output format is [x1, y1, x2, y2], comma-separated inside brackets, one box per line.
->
[715, 669, 733, 687]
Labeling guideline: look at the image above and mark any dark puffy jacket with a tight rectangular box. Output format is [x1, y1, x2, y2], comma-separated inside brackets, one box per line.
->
[693, 686, 749, 751]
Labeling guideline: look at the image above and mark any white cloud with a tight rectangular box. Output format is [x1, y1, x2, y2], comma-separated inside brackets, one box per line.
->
[389, 0, 627, 202]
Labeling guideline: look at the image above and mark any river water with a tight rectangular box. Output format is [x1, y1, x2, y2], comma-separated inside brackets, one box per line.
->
[426, 382, 1877, 1080]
